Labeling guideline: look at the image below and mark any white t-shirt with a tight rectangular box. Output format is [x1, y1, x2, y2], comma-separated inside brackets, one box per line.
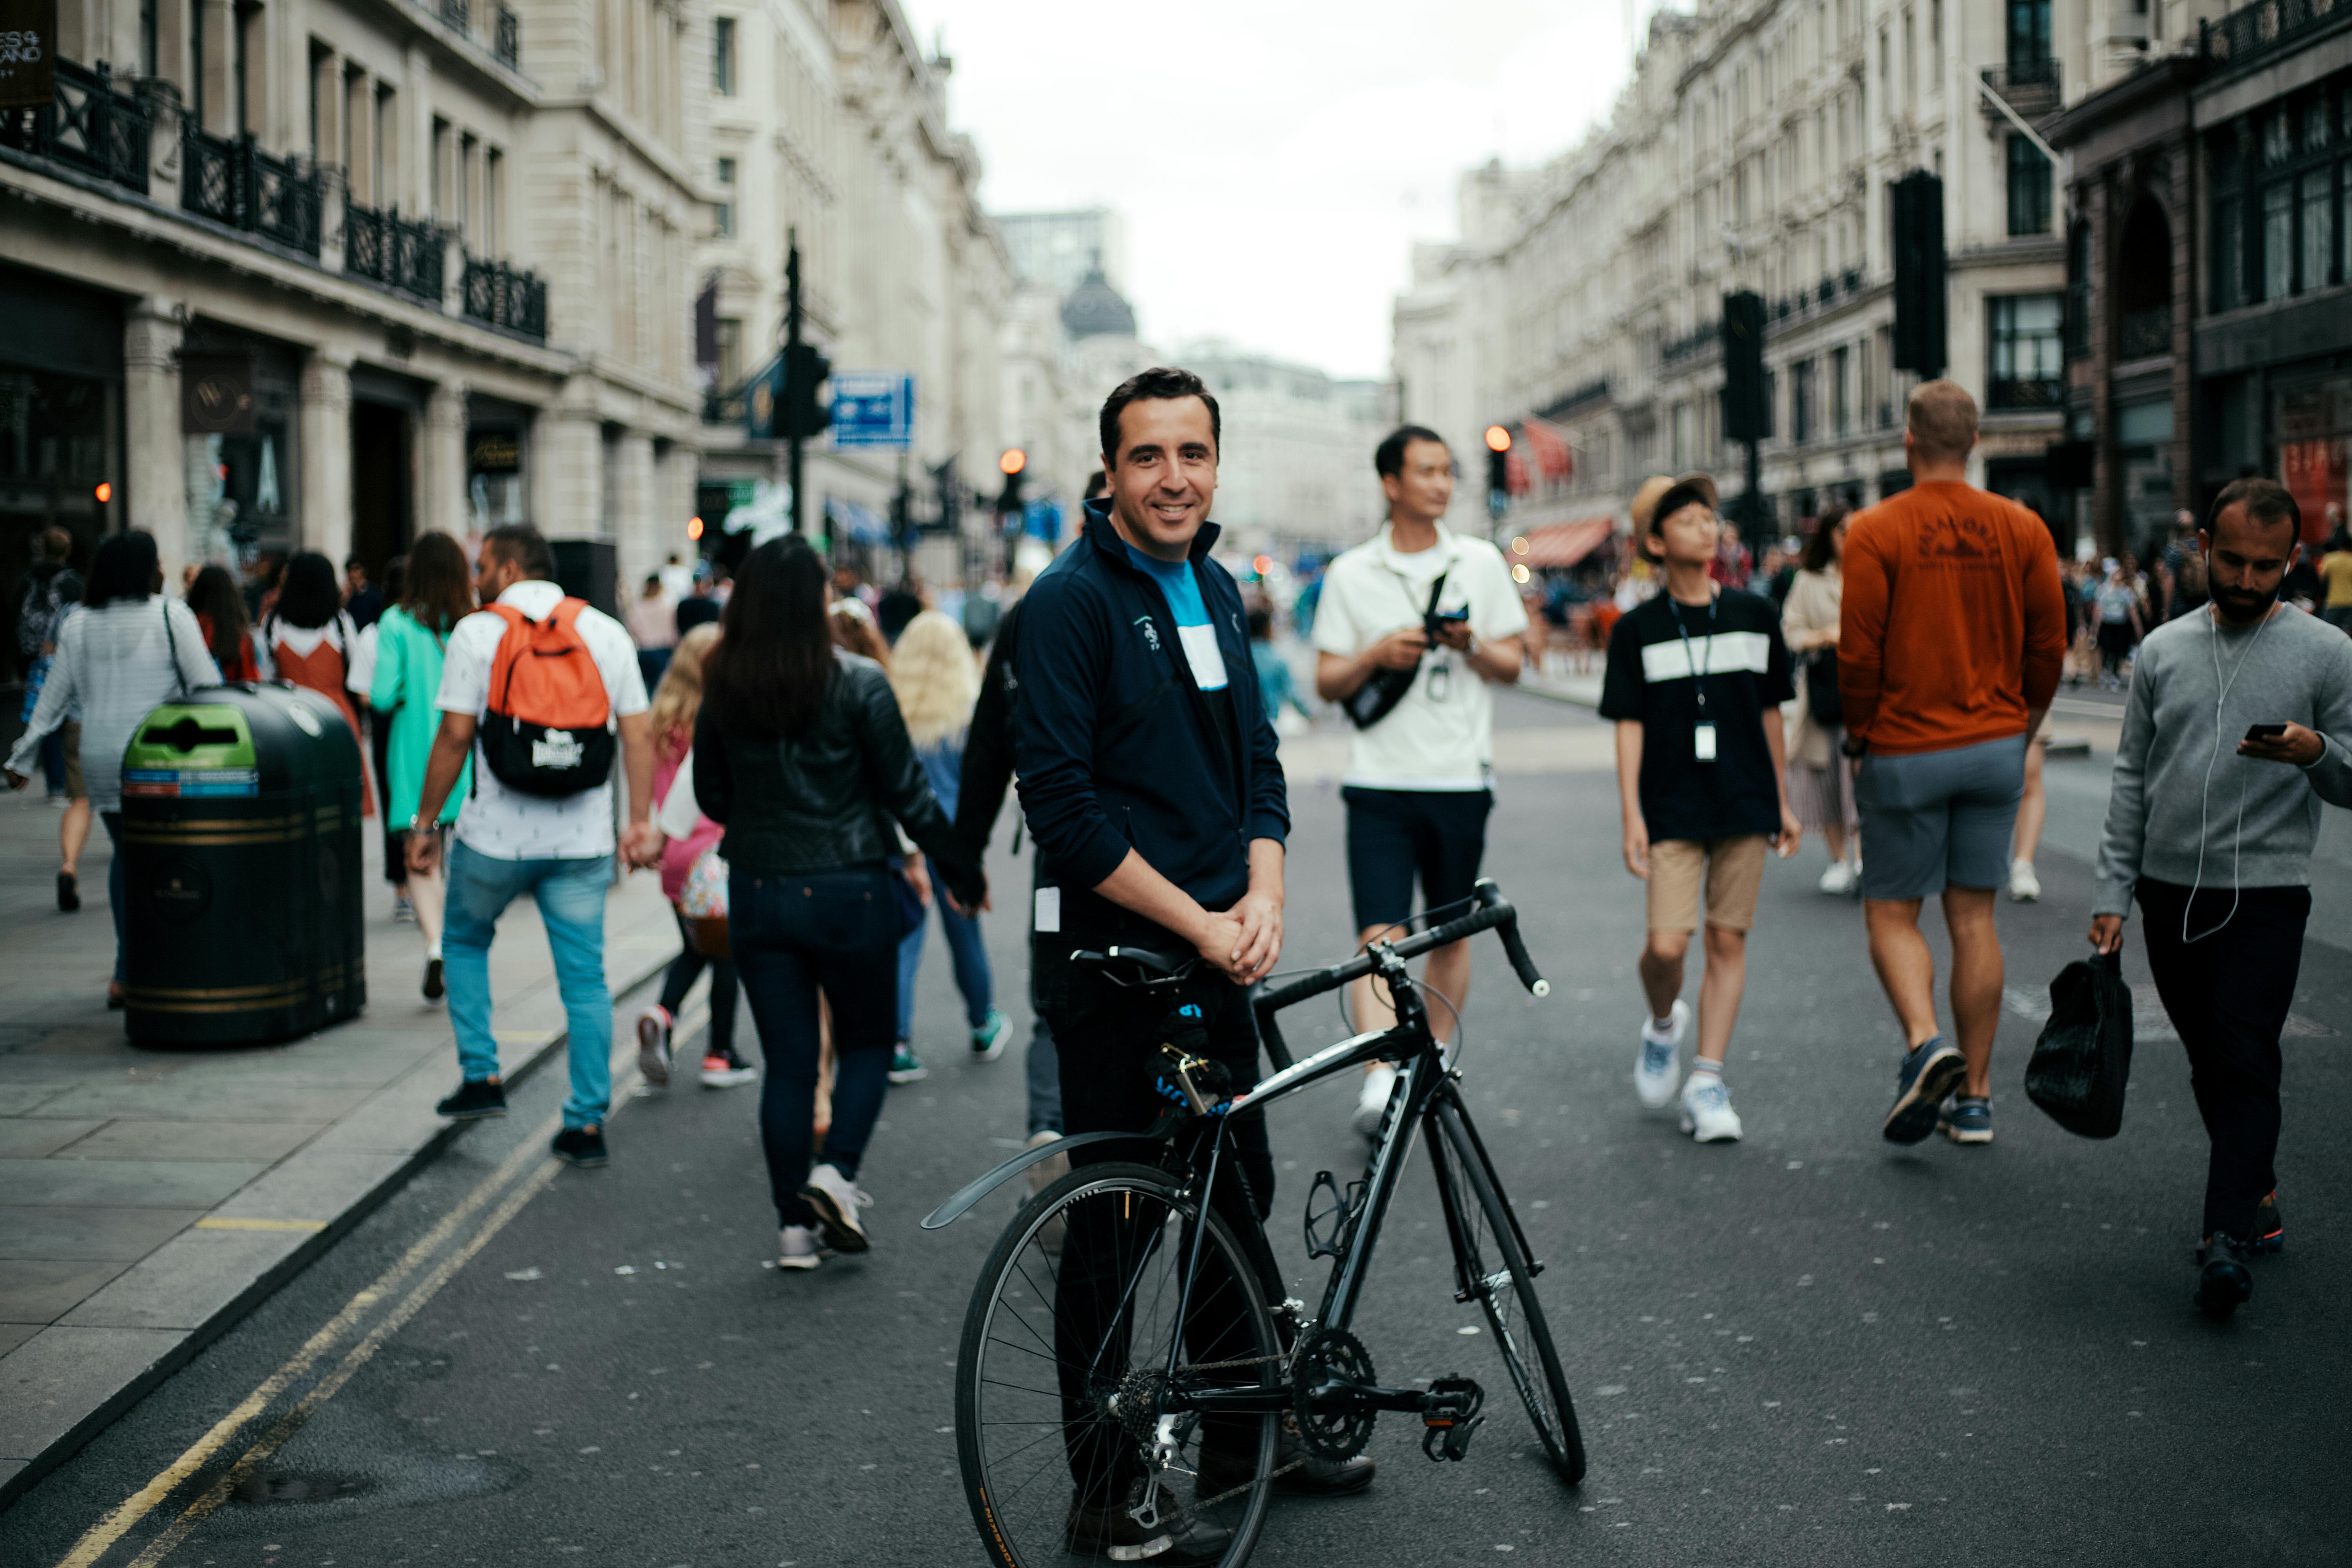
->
[1311, 524, 1529, 791]
[434, 580, 650, 859]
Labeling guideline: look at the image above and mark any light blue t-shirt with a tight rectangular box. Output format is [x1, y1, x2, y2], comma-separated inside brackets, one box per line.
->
[1123, 542, 1228, 690]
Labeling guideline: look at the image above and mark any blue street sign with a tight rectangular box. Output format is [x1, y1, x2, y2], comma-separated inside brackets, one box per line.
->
[830, 373, 915, 449]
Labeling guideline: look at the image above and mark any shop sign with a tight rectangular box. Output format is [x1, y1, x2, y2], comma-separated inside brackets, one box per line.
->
[181, 354, 258, 435]
[469, 431, 522, 473]
[830, 372, 915, 449]
[0, 0, 54, 111]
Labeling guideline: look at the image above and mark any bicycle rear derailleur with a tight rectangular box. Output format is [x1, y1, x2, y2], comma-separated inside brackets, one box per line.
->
[1291, 1329, 1488, 1465]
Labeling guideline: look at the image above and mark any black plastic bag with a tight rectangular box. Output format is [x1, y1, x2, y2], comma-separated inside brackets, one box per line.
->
[2023, 951, 2135, 1138]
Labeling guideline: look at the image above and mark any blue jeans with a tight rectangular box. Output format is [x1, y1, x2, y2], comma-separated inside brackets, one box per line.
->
[731, 864, 899, 1228]
[444, 841, 614, 1131]
[895, 896, 994, 1040]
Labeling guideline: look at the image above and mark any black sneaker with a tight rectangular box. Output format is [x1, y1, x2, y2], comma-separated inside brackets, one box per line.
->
[552, 1126, 609, 1167]
[436, 1079, 507, 1120]
[1197, 1422, 1377, 1498]
[1064, 1480, 1231, 1565]
[2194, 1231, 2253, 1319]
[2251, 1192, 2284, 1255]
[422, 957, 445, 1002]
[57, 871, 79, 912]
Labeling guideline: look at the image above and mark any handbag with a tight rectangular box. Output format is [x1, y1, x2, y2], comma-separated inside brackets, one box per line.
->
[2023, 951, 2135, 1138]
[1804, 648, 1843, 725]
[1342, 572, 1449, 731]
[680, 843, 731, 959]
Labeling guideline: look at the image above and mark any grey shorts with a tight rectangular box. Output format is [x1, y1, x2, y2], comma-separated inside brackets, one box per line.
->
[1855, 734, 2027, 900]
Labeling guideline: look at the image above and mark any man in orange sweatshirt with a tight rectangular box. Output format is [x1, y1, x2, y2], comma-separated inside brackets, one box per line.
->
[1841, 380, 2067, 1147]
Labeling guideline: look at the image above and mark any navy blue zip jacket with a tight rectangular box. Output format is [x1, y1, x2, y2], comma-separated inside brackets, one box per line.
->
[1014, 501, 1289, 941]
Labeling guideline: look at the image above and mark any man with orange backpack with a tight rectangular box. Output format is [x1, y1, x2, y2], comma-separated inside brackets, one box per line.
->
[407, 525, 659, 1166]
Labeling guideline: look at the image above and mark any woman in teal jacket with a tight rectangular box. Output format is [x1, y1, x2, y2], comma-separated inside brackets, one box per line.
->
[370, 531, 475, 1001]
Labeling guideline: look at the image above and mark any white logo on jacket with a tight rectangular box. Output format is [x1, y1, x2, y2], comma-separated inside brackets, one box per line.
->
[1134, 614, 1160, 652]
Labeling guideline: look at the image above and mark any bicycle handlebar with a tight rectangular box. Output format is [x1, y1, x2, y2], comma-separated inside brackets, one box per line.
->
[1250, 879, 1546, 1068]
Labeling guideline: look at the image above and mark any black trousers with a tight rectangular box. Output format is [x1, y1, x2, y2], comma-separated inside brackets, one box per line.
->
[1040, 956, 1280, 1498]
[658, 908, 740, 1058]
[2135, 879, 2311, 1241]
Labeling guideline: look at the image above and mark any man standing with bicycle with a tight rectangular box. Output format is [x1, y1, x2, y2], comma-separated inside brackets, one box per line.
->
[1312, 424, 1527, 1140]
[1017, 366, 1375, 1561]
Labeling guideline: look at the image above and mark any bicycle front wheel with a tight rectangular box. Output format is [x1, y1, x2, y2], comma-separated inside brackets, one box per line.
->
[954, 1160, 1281, 1568]
[1430, 1098, 1586, 1484]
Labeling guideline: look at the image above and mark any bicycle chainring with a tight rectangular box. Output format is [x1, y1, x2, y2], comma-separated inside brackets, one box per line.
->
[1290, 1328, 1377, 1462]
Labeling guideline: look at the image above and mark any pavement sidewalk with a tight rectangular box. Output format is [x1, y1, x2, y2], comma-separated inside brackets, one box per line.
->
[0, 789, 679, 1506]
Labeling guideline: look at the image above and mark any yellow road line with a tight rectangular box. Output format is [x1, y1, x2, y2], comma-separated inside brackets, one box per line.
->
[191, 1218, 327, 1233]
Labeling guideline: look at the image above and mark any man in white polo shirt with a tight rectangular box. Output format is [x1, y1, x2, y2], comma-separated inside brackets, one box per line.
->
[407, 525, 657, 1167]
[1313, 424, 1528, 1138]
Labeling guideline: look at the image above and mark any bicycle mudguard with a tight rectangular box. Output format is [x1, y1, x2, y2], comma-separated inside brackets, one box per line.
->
[919, 1132, 1137, 1230]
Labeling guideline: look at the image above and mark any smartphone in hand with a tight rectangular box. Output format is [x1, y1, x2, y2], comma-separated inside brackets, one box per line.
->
[2244, 722, 2288, 741]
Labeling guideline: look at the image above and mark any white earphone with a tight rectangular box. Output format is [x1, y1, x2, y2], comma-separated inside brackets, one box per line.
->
[2181, 600, 2277, 944]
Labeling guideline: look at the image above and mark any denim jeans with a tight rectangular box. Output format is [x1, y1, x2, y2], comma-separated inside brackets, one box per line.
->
[895, 896, 994, 1040]
[730, 864, 900, 1228]
[444, 841, 614, 1131]
[101, 810, 124, 984]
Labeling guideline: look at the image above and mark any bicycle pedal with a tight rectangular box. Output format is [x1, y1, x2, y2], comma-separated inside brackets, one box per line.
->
[1422, 1410, 1483, 1462]
[1419, 1375, 1485, 1462]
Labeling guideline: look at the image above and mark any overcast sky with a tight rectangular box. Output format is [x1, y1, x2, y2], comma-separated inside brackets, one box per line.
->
[896, 0, 1642, 382]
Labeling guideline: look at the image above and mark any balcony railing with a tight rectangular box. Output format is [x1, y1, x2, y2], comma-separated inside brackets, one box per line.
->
[344, 199, 444, 304]
[1662, 322, 1719, 366]
[181, 127, 323, 257]
[461, 254, 547, 340]
[1987, 377, 2066, 411]
[2203, 0, 2347, 70]
[1981, 58, 2063, 120]
[0, 57, 151, 195]
[441, 0, 469, 26]
[2119, 304, 2173, 360]
[495, 6, 520, 67]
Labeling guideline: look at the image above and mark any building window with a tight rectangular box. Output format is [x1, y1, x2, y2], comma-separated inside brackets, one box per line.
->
[2007, 0, 2050, 70]
[2262, 178, 2293, 300]
[485, 149, 502, 250]
[142, 0, 159, 77]
[1791, 359, 1814, 444]
[714, 317, 742, 390]
[1988, 294, 2064, 408]
[712, 16, 735, 95]
[2300, 170, 2333, 293]
[2006, 136, 2050, 235]
[714, 156, 735, 238]
[1831, 345, 1851, 433]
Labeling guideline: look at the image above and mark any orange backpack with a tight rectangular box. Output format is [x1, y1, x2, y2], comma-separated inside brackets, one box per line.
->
[476, 599, 615, 797]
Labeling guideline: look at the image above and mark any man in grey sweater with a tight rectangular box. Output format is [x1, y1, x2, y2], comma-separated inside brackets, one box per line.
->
[2090, 478, 2352, 1319]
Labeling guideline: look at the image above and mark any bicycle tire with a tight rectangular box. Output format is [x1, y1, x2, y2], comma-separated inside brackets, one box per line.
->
[1430, 1099, 1586, 1484]
[955, 1160, 1280, 1568]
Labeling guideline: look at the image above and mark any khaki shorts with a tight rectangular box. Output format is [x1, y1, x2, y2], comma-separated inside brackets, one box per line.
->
[1646, 835, 1769, 933]
[59, 720, 84, 799]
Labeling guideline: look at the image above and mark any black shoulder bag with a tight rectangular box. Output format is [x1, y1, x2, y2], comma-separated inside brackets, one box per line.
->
[1342, 571, 1449, 732]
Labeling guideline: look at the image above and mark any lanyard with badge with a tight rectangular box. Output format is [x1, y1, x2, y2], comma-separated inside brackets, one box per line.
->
[1668, 593, 1718, 762]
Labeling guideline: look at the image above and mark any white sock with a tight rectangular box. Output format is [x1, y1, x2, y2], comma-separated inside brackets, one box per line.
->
[1689, 1058, 1723, 1081]
[427, 943, 442, 961]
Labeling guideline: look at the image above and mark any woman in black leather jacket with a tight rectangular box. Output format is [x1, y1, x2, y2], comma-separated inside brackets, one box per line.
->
[689, 537, 987, 1268]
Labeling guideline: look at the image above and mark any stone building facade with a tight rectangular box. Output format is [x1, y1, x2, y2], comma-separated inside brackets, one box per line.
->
[1393, 0, 2192, 552]
[1, 0, 712, 616]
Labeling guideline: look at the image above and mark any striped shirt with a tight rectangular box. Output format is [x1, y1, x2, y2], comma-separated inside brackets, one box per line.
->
[8, 598, 221, 811]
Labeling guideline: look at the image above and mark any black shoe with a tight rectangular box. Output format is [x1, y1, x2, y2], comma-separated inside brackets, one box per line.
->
[2194, 1231, 2253, 1319]
[1064, 1480, 1231, 1565]
[552, 1125, 609, 1167]
[436, 1079, 508, 1120]
[422, 957, 445, 1001]
[2250, 1192, 2284, 1255]
[57, 871, 79, 912]
[1197, 1424, 1377, 1498]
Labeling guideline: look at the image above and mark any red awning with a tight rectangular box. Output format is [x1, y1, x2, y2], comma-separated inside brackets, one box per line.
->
[1511, 517, 1614, 568]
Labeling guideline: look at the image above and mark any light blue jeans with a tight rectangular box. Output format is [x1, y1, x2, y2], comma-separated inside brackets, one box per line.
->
[444, 841, 613, 1130]
[895, 897, 995, 1040]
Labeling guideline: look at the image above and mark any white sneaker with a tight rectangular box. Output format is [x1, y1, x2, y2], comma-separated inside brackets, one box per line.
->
[1352, 1063, 1398, 1142]
[1818, 860, 1856, 896]
[634, 1006, 673, 1088]
[799, 1162, 870, 1253]
[2009, 859, 2042, 903]
[1635, 1000, 1688, 1109]
[1679, 1071, 1744, 1142]
[777, 1225, 823, 1270]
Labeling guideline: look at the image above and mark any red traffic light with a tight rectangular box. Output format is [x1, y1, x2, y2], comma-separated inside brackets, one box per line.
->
[1484, 426, 1512, 453]
[999, 449, 1027, 476]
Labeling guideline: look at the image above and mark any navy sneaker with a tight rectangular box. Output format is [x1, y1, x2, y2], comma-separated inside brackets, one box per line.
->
[436, 1078, 508, 1120]
[2194, 1230, 2253, 1319]
[1938, 1095, 1994, 1145]
[1883, 1037, 1966, 1145]
[552, 1125, 609, 1167]
[2250, 1193, 2283, 1255]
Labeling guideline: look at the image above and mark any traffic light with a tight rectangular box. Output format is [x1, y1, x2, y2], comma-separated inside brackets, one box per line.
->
[1484, 426, 1511, 511]
[1890, 171, 1947, 380]
[781, 341, 832, 439]
[996, 449, 1026, 517]
[1720, 290, 1770, 444]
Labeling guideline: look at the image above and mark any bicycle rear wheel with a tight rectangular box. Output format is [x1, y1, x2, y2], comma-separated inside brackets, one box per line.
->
[1429, 1098, 1586, 1484]
[954, 1160, 1281, 1567]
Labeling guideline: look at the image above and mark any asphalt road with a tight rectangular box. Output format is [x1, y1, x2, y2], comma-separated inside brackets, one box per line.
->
[8, 687, 2350, 1567]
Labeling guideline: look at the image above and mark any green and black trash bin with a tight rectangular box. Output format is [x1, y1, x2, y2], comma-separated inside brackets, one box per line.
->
[117, 684, 368, 1044]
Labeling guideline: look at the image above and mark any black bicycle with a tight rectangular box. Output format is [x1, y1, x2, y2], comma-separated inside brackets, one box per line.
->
[925, 879, 1582, 1567]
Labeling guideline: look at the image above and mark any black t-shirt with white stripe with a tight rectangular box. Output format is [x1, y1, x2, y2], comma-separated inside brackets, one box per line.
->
[1598, 586, 1794, 843]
